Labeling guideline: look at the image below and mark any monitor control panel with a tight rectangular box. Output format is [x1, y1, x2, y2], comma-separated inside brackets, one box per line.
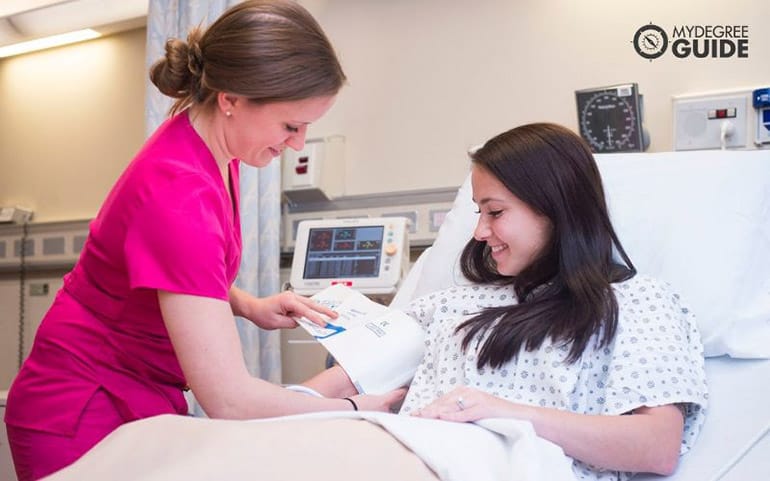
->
[289, 217, 410, 296]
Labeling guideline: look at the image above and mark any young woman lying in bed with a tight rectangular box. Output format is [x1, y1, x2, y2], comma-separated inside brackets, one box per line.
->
[317, 123, 708, 481]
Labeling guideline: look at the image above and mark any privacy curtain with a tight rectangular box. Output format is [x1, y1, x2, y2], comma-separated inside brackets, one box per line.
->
[144, 0, 284, 415]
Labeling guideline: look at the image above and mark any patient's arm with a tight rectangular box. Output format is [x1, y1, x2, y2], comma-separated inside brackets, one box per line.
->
[301, 365, 359, 398]
[301, 366, 410, 412]
[415, 387, 684, 476]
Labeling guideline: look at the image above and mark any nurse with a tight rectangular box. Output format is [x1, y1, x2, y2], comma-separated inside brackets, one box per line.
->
[4, 2, 404, 480]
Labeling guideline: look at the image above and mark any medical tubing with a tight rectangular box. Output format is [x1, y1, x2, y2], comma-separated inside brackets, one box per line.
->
[708, 420, 770, 481]
[343, 397, 359, 411]
[18, 220, 28, 370]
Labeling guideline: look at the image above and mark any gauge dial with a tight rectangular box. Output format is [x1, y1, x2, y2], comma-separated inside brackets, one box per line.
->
[575, 84, 644, 153]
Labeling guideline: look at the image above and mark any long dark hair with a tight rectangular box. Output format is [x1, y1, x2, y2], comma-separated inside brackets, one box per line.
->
[150, 0, 347, 116]
[458, 123, 635, 368]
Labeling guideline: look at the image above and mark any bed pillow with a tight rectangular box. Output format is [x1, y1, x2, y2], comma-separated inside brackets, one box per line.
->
[390, 175, 476, 310]
[397, 149, 770, 359]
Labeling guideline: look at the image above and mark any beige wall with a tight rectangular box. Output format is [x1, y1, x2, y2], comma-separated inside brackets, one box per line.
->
[305, 0, 770, 195]
[0, 27, 146, 223]
[1, 1, 769, 218]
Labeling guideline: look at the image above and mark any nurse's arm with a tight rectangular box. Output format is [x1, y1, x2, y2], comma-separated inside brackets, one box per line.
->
[158, 290, 354, 418]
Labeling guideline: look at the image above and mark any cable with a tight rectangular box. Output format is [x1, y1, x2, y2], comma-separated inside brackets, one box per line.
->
[18, 220, 28, 371]
[708, 421, 769, 481]
[719, 120, 735, 150]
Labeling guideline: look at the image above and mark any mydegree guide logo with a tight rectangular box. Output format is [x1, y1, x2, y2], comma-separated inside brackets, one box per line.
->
[633, 22, 749, 61]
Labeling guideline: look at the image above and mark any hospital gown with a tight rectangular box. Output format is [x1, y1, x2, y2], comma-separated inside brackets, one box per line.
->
[399, 275, 708, 481]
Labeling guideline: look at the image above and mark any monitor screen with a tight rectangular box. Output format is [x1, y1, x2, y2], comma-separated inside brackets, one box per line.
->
[303, 226, 385, 279]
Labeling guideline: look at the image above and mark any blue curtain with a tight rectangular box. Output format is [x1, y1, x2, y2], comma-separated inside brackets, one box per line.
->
[145, 0, 283, 415]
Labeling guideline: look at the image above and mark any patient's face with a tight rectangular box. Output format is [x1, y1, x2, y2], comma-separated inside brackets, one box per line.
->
[471, 165, 552, 276]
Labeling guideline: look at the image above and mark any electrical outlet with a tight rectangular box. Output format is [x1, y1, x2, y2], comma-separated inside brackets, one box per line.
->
[29, 283, 50, 296]
[0, 206, 33, 224]
[673, 95, 748, 150]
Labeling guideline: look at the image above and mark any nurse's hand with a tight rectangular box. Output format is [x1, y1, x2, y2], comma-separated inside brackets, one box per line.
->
[349, 388, 408, 413]
[230, 287, 337, 329]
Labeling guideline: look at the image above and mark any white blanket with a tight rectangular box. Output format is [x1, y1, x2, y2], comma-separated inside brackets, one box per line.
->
[43, 411, 576, 481]
[297, 411, 576, 481]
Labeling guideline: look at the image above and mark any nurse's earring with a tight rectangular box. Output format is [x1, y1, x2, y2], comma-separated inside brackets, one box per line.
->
[225, 111, 232, 118]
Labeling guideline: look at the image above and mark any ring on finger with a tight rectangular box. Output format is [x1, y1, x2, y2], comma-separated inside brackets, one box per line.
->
[456, 396, 466, 410]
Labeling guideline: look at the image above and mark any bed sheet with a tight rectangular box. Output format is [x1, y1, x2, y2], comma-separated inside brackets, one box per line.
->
[42, 411, 577, 481]
[36, 359, 770, 481]
[633, 356, 770, 481]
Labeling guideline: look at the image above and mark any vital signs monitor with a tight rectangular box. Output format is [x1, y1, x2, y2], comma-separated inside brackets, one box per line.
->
[289, 217, 410, 296]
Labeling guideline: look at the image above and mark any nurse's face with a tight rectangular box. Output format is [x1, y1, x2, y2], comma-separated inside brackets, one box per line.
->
[471, 164, 553, 276]
[223, 94, 336, 168]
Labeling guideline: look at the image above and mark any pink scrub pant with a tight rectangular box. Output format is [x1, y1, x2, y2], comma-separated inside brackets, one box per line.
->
[7, 389, 125, 481]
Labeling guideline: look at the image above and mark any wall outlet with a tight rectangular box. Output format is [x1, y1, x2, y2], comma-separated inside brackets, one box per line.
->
[673, 95, 748, 150]
[0, 206, 33, 224]
[29, 283, 50, 296]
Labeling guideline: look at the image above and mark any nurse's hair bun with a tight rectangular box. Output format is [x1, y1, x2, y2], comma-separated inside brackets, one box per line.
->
[149, 27, 205, 102]
[148, 0, 346, 117]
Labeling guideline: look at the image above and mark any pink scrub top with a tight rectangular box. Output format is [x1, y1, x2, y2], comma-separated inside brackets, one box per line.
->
[4, 111, 242, 435]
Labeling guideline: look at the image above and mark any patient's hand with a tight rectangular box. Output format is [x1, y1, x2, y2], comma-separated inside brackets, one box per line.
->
[412, 387, 531, 422]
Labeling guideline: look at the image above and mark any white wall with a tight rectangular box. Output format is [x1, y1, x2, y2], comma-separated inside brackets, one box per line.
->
[304, 0, 770, 195]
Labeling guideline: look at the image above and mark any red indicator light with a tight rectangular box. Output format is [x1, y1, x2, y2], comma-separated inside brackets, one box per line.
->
[295, 165, 308, 174]
[716, 109, 727, 119]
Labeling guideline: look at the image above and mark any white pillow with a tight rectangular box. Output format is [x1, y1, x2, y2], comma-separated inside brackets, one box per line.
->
[396, 150, 770, 359]
[390, 174, 475, 311]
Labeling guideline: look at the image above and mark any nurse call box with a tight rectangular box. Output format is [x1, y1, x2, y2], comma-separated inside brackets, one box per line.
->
[290, 217, 410, 295]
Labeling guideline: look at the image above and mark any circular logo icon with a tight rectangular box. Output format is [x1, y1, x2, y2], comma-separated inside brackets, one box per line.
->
[633, 23, 668, 60]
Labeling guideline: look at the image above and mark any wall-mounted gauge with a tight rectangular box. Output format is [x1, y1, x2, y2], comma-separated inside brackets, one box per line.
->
[575, 83, 648, 153]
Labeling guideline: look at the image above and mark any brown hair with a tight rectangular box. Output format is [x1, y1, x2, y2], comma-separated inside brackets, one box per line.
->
[149, 0, 346, 116]
[458, 123, 636, 368]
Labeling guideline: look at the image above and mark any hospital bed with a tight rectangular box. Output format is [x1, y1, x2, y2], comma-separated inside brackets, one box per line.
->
[42, 149, 770, 481]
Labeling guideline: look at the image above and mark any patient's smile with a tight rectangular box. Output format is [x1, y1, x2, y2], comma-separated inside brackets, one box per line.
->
[490, 244, 508, 256]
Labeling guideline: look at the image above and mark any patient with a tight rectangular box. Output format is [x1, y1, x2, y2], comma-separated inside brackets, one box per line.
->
[399, 123, 708, 481]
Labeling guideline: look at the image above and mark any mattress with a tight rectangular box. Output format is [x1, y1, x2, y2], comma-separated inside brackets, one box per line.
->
[633, 356, 770, 481]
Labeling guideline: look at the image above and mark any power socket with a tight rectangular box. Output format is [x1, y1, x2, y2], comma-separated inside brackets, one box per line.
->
[673, 94, 748, 150]
[0, 206, 34, 224]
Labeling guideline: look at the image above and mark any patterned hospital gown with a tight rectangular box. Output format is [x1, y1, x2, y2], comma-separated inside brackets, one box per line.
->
[399, 275, 708, 481]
